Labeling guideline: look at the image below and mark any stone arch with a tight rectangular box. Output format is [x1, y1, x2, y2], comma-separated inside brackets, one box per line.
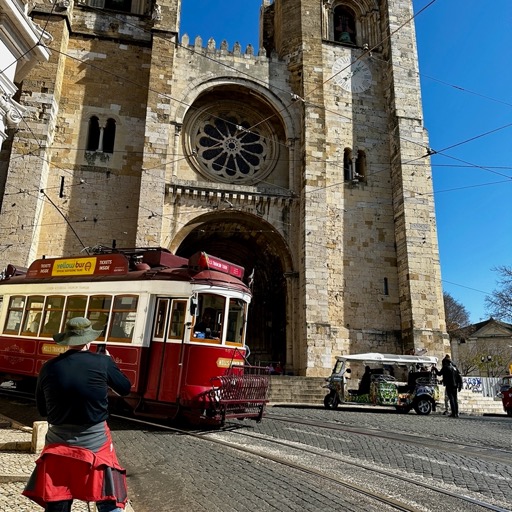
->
[175, 76, 297, 142]
[170, 210, 295, 371]
[175, 79, 295, 189]
[322, 0, 381, 48]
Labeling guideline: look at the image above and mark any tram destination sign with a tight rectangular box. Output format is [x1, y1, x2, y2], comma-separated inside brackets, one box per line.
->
[26, 254, 129, 278]
[189, 252, 245, 279]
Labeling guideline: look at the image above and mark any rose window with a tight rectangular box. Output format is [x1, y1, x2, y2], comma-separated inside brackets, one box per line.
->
[186, 103, 278, 184]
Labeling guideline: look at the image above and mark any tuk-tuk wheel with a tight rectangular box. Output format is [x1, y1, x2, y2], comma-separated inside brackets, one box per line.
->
[413, 397, 432, 415]
[324, 392, 339, 409]
[506, 408, 512, 417]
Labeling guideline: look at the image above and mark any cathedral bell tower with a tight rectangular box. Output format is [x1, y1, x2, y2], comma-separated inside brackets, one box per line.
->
[261, 0, 449, 362]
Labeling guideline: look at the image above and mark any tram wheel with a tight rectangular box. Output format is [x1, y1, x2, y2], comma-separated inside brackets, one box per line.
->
[413, 398, 432, 415]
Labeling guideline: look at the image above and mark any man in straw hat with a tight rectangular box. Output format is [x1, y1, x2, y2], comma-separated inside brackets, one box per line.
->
[23, 317, 132, 512]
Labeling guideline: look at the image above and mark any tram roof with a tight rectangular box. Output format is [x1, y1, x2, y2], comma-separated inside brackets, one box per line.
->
[0, 248, 250, 293]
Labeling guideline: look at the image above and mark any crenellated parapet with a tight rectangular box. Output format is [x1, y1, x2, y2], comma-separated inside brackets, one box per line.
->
[180, 34, 269, 61]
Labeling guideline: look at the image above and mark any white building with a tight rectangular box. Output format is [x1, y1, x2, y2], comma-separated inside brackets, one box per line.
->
[0, 0, 51, 142]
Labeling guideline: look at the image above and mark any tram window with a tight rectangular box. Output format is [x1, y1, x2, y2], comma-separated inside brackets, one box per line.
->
[3, 296, 25, 334]
[168, 300, 186, 339]
[63, 295, 87, 325]
[153, 299, 168, 339]
[87, 295, 112, 339]
[226, 298, 246, 345]
[107, 295, 138, 342]
[40, 296, 65, 337]
[21, 296, 45, 337]
[192, 294, 225, 342]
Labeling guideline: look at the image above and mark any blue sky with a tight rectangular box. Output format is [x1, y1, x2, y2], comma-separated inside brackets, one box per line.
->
[180, 0, 512, 324]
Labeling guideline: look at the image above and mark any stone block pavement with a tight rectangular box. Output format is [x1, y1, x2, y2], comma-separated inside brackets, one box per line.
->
[0, 415, 135, 512]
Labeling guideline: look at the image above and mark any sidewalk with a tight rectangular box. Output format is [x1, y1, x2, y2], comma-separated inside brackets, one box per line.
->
[0, 415, 134, 512]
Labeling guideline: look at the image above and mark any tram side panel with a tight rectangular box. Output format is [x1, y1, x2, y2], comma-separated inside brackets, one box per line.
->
[179, 343, 246, 404]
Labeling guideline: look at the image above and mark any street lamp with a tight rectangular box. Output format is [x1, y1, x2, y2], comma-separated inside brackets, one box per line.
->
[481, 355, 492, 378]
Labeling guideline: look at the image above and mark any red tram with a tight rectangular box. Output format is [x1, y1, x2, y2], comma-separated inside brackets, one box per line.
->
[0, 247, 269, 425]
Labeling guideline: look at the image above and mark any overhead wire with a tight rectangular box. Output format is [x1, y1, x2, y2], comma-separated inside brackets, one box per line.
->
[7, 0, 508, 204]
[3, 0, 509, 288]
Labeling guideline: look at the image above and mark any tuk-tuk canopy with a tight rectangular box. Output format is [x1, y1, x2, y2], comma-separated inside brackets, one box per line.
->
[335, 352, 438, 366]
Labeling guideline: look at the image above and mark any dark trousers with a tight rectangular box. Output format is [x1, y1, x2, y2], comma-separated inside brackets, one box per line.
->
[445, 386, 459, 416]
[46, 500, 120, 512]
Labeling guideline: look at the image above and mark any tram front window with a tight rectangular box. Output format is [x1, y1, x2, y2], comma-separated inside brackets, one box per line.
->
[193, 294, 226, 341]
[226, 298, 246, 345]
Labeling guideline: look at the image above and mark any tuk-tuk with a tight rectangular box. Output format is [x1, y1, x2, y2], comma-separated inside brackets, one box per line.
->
[323, 352, 440, 415]
[497, 375, 512, 416]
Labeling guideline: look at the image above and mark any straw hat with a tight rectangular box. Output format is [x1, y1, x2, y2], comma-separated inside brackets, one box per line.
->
[53, 317, 102, 346]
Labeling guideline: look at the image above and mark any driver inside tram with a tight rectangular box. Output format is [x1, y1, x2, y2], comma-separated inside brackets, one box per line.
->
[194, 308, 219, 339]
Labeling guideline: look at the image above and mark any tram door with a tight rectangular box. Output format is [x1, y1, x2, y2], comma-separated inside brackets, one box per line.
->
[143, 297, 187, 402]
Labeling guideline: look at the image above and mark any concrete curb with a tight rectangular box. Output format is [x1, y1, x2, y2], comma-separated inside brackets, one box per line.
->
[0, 440, 32, 451]
[0, 474, 30, 483]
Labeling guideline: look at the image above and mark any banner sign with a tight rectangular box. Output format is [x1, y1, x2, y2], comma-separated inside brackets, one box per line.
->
[27, 254, 129, 278]
[189, 252, 244, 279]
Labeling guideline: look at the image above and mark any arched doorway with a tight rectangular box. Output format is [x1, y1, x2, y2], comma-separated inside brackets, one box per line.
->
[174, 212, 290, 368]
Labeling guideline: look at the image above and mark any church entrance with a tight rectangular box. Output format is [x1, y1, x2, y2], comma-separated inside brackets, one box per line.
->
[175, 213, 289, 370]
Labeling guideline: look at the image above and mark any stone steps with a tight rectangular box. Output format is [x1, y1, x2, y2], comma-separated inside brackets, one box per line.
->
[269, 376, 507, 415]
[269, 376, 326, 404]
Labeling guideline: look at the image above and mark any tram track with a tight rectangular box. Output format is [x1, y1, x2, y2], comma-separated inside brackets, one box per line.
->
[1, 387, 509, 512]
[266, 412, 512, 466]
[109, 413, 511, 512]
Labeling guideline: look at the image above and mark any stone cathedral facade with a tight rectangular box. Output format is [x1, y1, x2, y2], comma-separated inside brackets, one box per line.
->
[0, 0, 449, 375]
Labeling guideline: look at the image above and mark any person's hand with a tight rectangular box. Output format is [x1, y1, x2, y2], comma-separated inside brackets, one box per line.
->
[458, 386, 462, 392]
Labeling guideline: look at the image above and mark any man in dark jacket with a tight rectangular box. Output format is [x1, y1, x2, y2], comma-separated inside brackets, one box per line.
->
[433, 354, 463, 418]
[23, 317, 132, 512]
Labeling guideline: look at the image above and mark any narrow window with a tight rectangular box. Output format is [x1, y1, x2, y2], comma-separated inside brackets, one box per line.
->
[343, 148, 352, 181]
[333, 6, 356, 45]
[86, 116, 100, 151]
[153, 299, 169, 339]
[355, 149, 367, 182]
[226, 298, 246, 346]
[103, 118, 116, 153]
[168, 300, 187, 340]
[383, 278, 389, 296]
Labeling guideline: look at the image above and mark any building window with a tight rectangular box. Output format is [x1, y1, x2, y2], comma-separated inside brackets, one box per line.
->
[333, 6, 356, 45]
[86, 116, 100, 151]
[343, 148, 352, 181]
[105, 0, 132, 12]
[79, 0, 147, 15]
[184, 101, 279, 185]
[355, 149, 366, 182]
[103, 118, 116, 154]
[85, 116, 116, 155]
[344, 148, 367, 183]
